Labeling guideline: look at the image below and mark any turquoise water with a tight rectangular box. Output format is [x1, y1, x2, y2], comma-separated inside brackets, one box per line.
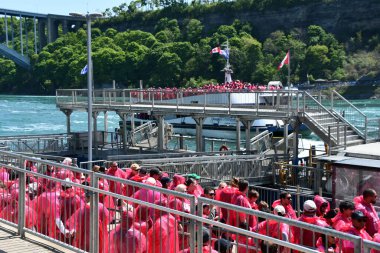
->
[1, 95, 379, 139]
[0, 95, 120, 136]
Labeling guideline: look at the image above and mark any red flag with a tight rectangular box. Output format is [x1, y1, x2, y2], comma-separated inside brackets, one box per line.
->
[210, 47, 221, 54]
[278, 51, 290, 70]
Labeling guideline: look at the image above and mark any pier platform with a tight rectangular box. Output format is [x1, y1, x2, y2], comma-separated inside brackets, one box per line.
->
[0, 223, 73, 253]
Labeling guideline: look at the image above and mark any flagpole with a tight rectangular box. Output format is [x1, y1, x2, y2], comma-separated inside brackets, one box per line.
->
[287, 50, 290, 87]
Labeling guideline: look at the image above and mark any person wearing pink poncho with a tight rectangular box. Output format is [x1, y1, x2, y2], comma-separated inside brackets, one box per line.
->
[0, 190, 37, 230]
[31, 180, 70, 240]
[66, 192, 110, 253]
[341, 211, 373, 253]
[132, 177, 164, 208]
[372, 233, 380, 253]
[332, 200, 355, 231]
[106, 161, 127, 195]
[59, 178, 84, 225]
[147, 201, 179, 253]
[354, 189, 380, 237]
[110, 211, 147, 253]
[314, 195, 330, 218]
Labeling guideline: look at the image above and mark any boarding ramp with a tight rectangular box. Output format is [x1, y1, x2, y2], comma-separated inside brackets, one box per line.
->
[127, 121, 172, 149]
[0, 150, 379, 252]
[249, 130, 272, 154]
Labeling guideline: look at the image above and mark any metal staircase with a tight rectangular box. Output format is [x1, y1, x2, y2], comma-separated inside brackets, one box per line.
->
[299, 92, 366, 147]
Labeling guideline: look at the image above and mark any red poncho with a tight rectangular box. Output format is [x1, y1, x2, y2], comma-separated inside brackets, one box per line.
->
[272, 199, 297, 220]
[292, 215, 329, 248]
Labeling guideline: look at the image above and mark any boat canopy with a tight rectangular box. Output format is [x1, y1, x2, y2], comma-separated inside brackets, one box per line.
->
[267, 81, 283, 89]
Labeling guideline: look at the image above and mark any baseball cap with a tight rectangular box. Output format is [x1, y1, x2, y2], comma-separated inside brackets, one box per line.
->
[273, 205, 286, 216]
[351, 210, 366, 220]
[187, 173, 200, 180]
[130, 163, 140, 171]
[303, 200, 317, 212]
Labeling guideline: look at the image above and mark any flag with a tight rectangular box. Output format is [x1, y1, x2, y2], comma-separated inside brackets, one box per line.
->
[220, 49, 229, 59]
[210, 47, 221, 54]
[277, 51, 290, 70]
[80, 64, 88, 75]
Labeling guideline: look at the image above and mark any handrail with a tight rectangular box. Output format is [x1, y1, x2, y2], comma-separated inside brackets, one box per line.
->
[0, 150, 369, 253]
[332, 90, 366, 117]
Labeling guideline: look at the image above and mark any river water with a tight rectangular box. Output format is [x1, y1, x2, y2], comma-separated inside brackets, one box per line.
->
[1, 95, 379, 144]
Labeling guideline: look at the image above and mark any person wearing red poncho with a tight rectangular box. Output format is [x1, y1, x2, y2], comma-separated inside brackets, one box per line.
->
[66, 192, 110, 253]
[231, 179, 257, 229]
[354, 188, 379, 237]
[332, 200, 355, 231]
[341, 211, 373, 253]
[110, 210, 147, 253]
[292, 200, 329, 248]
[147, 201, 179, 253]
[217, 178, 239, 224]
[258, 205, 292, 253]
[272, 192, 297, 220]
[59, 178, 84, 225]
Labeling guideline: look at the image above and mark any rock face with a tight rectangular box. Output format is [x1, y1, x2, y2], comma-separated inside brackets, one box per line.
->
[104, 0, 380, 40]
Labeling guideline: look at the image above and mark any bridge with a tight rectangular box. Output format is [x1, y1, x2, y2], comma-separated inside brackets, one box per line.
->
[55, 88, 380, 153]
[0, 8, 86, 69]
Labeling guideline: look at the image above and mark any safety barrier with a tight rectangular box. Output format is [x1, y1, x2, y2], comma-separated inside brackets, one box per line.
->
[0, 150, 379, 253]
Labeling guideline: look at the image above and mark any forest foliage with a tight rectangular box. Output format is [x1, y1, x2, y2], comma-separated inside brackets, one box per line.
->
[0, 2, 379, 94]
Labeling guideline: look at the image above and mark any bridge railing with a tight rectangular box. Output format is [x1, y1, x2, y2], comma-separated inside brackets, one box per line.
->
[0, 149, 375, 253]
[56, 88, 302, 115]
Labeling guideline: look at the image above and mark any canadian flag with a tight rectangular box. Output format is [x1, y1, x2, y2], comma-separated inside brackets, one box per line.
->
[278, 51, 290, 70]
[210, 47, 221, 54]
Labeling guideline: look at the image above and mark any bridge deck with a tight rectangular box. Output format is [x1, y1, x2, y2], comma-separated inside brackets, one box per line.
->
[0, 223, 73, 253]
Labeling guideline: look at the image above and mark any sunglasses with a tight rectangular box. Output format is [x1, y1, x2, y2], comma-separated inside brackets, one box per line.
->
[286, 197, 292, 200]
[209, 193, 215, 196]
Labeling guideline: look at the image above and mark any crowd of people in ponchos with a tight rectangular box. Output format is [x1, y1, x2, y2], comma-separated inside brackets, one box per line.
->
[0, 158, 379, 253]
[130, 80, 281, 101]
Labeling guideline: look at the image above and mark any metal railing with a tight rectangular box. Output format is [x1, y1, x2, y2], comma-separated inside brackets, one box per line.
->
[0, 150, 379, 252]
[330, 90, 367, 140]
[0, 134, 71, 153]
